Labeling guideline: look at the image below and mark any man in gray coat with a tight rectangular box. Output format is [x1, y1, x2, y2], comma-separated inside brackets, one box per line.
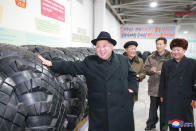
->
[144, 37, 171, 131]
[38, 31, 137, 131]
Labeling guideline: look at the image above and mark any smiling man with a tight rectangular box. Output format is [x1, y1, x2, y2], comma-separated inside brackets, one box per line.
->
[123, 41, 146, 102]
[144, 37, 171, 131]
[38, 31, 137, 131]
[159, 38, 196, 131]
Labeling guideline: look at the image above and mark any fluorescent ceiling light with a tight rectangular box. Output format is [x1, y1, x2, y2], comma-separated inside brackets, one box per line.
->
[148, 19, 154, 24]
[150, 2, 158, 8]
[183, 31, 188, 34]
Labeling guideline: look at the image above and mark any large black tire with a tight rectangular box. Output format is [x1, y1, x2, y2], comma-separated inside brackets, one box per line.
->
[57, 48, 85, 61]
[23, 45, 88, 130]
[136, 51, 143, 59]
[0, 44, 67, 131]
[114, 49, 124, 54]
[142, 51, 151, 62]
[0, 72, 26, 131]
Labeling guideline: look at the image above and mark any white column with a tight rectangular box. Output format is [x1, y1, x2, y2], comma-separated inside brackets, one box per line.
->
[93, 0, 106, 38]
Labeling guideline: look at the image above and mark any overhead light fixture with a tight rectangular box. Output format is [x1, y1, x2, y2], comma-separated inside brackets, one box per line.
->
[148, 19, 154, 24]
[183, 31, 188, 34]
[150, 2, 158, 8]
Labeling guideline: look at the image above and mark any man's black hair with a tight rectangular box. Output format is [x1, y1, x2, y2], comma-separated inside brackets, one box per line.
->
[156, 37, 167, 44]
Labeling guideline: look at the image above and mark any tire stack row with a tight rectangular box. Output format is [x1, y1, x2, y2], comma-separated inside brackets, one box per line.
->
[0, 43, 151, 131]
[0, 44, 92, 131]
[22, 45, 90, 130]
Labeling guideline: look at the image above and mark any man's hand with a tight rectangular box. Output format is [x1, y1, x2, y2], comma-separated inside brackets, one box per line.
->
[38, 55, 52, 67]
[150, 67, 157, 73]
[156, 71, 161, 75]
[128, 89, 134, 93]
[191, 100, 196, 109]
[160, 97, 164, 103]
[136, 74, 140, 81]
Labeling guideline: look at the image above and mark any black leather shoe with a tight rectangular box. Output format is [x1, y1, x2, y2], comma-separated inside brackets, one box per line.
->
[145, 125, 156, 130]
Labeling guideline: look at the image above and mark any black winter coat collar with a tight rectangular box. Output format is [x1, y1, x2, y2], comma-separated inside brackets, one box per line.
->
[167, 56, 187, 79]
[95, 52, 121, 80]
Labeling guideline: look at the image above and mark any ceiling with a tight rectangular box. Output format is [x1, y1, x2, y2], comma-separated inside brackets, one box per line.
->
[107, 0, 196, 24]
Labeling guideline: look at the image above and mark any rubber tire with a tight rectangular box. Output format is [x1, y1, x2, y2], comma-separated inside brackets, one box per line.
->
[0, 44, 67, 131]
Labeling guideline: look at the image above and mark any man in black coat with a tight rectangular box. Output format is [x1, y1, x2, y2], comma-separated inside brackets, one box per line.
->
[159, 38, 196, 131]
[38, 31, 137, 131]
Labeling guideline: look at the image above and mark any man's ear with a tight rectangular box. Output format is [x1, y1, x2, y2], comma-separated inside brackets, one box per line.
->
[111, 44, 114, 50]
[125, 48, 128, 52]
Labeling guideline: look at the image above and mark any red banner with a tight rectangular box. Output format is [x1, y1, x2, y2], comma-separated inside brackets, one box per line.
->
[41, 0, 65, 22]
[175, 12, 196, 16]
[15, 0, 26, 8]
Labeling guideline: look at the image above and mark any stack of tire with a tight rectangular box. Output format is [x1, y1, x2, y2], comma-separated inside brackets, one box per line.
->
[22, 45, 90, 130]
[0, 43, 150, 131]
[142, 51, 151, 62]
[0, 44, 90, 131]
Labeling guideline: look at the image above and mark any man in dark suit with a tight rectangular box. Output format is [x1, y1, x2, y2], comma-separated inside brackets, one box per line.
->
[38, 31, 137, 131]
[159, 38, 196, 131]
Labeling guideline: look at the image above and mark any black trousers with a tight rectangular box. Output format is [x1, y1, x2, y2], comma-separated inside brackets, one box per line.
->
[146, 96, 168, 131]
[130, 93, 135, 131]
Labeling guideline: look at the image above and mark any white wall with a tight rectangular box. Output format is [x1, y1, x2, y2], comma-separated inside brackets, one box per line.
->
[0, 0, 95, 48]
[71, 0, 121, 48]
[71, 0, 93, 47]
[176, 24, 196, 59]
[120, 37, 174, 52]
[176, 24, 196, 39]
[104, 8, 121, 49]
[0, 0, 122, 49]
[120, 37, 158, 52]
[0, 0, 72, 47]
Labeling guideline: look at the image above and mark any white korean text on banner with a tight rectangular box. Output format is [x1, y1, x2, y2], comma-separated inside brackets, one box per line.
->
[121, 25, 176, 39]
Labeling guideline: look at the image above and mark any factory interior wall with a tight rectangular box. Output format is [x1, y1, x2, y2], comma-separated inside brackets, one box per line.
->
[71, 0, 93, 47]
[176, 24, 196, 59]
[104, 8, 121, 49]
[0, 0, 195, 59]
[0, 0, 121, 48]
[120, 23, 196, 59]
[0, 0, 71, 47]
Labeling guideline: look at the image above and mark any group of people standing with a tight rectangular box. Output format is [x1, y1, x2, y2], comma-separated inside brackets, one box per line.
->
[38, 31, 196, 131]
[124, 36, 196, 131]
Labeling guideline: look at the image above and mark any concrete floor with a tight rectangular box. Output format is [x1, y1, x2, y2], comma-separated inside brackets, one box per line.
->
[78, 76, 196, 131]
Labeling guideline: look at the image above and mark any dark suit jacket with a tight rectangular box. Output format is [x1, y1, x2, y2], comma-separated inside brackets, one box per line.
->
[159, 56, 196, 123]
[51, 52, 137, 131]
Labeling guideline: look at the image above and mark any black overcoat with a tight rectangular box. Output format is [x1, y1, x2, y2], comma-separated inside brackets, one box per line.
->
[51, 53, 137, 131]
[159, 56, 196, 124]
